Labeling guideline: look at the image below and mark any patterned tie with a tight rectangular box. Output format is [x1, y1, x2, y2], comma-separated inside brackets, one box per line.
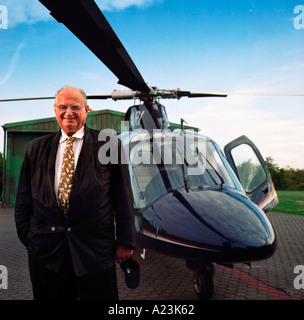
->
[58, 137, 76, 215]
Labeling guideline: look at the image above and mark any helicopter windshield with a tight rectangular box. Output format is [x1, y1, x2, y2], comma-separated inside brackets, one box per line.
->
[128, 133, 236, 208]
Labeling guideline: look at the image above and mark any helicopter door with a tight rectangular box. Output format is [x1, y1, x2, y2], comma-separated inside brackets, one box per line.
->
[224, 135, 279, 213]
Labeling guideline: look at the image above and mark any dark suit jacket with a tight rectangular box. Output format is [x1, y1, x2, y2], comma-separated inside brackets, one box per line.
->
[15, 125, 135, 277]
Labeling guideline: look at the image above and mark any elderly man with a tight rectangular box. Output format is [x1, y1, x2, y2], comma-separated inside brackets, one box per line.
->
[15, 85, 135, 300]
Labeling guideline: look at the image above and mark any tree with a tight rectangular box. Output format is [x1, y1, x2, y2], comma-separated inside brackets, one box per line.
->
[284, 166, 304, 191]
[265, 157, 288, 190]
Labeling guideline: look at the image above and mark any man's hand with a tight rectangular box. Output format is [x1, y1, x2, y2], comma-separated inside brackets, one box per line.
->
[116, 245, 133, 264]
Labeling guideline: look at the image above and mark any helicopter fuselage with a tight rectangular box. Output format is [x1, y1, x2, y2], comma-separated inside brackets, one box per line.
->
[119, 120, 277, 265]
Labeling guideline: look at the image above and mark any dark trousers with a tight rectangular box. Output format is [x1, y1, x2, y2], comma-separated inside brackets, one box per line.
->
[28, 251, 119, 300]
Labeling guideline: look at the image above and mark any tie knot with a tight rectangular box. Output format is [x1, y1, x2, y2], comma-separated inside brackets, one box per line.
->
[67, 137, 76, 145]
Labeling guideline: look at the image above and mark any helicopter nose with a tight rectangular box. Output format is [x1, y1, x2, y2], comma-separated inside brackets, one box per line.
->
[183, 189, 277, 262]
[153, 189, 276, 263]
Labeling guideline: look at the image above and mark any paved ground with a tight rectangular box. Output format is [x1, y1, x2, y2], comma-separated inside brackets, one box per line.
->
[0, 208, 303, 300]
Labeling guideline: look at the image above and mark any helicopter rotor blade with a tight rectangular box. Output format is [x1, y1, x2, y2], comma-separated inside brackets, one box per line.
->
[38, 0, 150, 93]
[176, 91, 227, 98]
[0, 92, 138, 103]
[0, 97, 55, 102]
[154, 90, 304, 99]
[225, 92, 304, 97]
[87, 94, 113, 100]
[144, 89, 227, 99]
[2, 90, 304, 103]
[0, 94, 114, 103]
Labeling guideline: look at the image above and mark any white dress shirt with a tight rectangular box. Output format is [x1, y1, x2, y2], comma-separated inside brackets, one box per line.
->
[54, 126, 85, 200]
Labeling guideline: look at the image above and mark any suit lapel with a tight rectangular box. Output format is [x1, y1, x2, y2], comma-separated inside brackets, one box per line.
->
[48, 131, 61, 207]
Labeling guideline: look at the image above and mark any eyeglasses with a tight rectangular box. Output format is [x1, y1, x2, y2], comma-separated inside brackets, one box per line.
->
[56, 105, 85, 111]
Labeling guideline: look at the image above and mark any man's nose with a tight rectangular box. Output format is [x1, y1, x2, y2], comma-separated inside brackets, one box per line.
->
[65, 107, 74, 115]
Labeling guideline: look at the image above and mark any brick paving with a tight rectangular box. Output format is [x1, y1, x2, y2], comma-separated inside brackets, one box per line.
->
[0, 208, 303, 300]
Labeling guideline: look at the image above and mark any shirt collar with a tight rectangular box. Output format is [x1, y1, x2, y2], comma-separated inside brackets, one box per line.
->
[59, 126, 85, 144]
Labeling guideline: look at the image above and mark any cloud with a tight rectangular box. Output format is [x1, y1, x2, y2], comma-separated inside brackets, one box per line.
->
[2, 0, 160, 27]
[170, 59, 304, 169]
[2, 0, 51, 27]
[96, 0, 161, 11]
[182, 94, 303, 168]
[96, 0, 159, 11]
[0, 40, 25, 86]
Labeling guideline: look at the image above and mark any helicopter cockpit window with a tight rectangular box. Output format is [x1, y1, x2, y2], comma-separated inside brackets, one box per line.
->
[230, 144, 267, 193]
[129, 135, 236, 208]
[186, 137, 235, 189]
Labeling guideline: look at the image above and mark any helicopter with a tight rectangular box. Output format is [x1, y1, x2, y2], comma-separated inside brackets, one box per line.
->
[1, 0, 284, 300]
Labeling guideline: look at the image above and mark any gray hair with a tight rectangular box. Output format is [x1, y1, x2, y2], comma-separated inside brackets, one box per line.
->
[55, 85, 87, 106]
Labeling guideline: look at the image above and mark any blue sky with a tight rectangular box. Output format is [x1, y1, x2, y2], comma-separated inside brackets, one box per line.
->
[0, 0, 303, 168]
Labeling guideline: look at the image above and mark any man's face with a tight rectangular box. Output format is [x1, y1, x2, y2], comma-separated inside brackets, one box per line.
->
[54, 88, 89, 136]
